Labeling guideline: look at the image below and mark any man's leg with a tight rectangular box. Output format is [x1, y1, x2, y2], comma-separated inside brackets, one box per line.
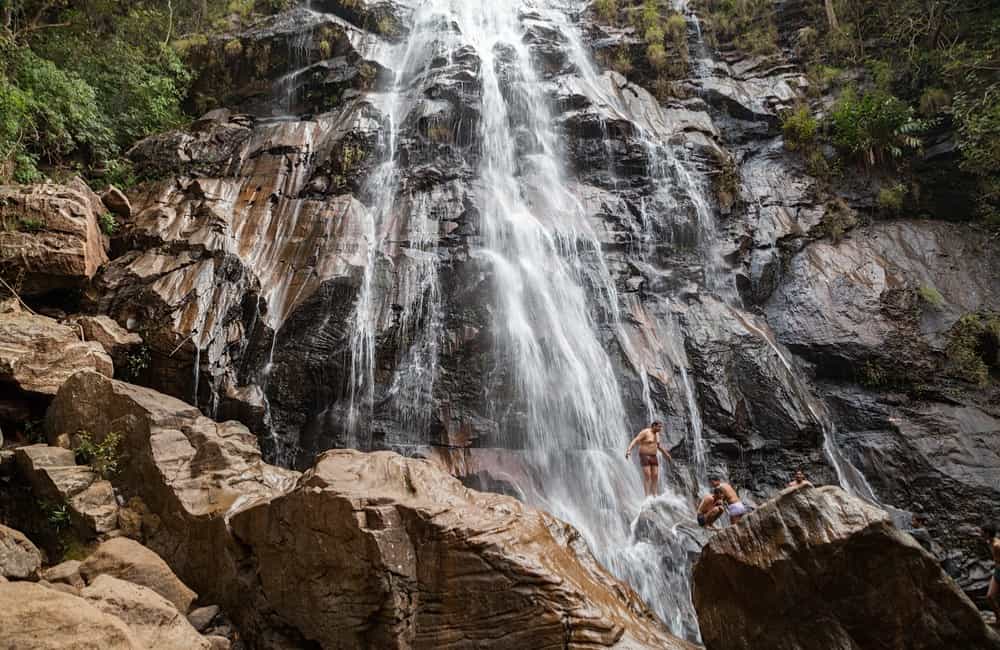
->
[643, 466, 654, 496]
[650, 465, 660, 496]
[705, 506, 724, 527]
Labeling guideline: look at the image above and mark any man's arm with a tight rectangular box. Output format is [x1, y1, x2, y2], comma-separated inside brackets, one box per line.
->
[625, 432, 643, 458]
[657, 443, 672, 461]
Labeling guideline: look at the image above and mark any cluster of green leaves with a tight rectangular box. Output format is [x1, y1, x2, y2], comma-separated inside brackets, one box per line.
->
[0, 1, 200, 185]
[946, 312, 1000, 386]
[829, 89, 930, 167]
[696, 0, 778, 56]
[0, 0, 292, 187]
[791, 1, 1000, 222]
[73, 430, 124, 480]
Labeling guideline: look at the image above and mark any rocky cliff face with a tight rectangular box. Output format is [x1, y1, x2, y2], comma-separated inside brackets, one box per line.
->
[2, 0, 999, 642]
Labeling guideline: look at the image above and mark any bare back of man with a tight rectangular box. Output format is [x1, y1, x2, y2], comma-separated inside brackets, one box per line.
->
[709, 478, 749, 523]
[697, 493, 725, 529]
[626, 422, 671, 497]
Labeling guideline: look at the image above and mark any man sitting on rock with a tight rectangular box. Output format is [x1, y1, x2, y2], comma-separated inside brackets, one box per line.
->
[987, 523, 1000, 627]
[625, 421, 672, 497]
[786, 469, 812, 489]
[709, 476, 748, 524]
[696, 488, 726, 529]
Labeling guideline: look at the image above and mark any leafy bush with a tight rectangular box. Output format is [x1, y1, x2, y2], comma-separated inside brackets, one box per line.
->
[918, 285, 944, 309]
[40, 500, 72, 531]
[877, 183, 907, 213]
[946, 312, 1000, 386]
[595, 0, 618, 22]
[830, 89, 928, 167]
[99, 213, 119, 236]
[18, 217, 44, 232]
[74, 430, 124, 479]
[781, 105, 818, 151]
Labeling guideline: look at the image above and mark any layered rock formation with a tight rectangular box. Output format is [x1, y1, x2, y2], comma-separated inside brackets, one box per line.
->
[44, 370, 690, 648]
[692, 485, 1000, 650]
[0, 179, 109, 297]
[232, 449, 684, 648]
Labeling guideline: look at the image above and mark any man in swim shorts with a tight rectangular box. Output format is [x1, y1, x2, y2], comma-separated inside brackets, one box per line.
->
[709, 476, 748, 523]
[697, 488, 726, 529]
[625, 421, 672, 497]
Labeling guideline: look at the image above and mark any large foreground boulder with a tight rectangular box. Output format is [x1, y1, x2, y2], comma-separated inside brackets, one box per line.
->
[46, 371, 691, 648]
[692, 485, 1000, 650]
[80, 537, 197, 613]
[0, 581, 141, 649]
[231, 449, 687, 649]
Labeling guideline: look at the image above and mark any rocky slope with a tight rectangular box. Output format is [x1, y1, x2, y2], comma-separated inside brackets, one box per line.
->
[0, 0, 998, 643]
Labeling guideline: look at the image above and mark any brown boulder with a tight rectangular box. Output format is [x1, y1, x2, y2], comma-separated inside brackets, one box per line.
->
[46, 370, 298, 607]
[231, 449, 688, 649]
[0, 310, 113, 397]
[0, 179, 109, 295]
[101, 186, 132, 220]
[692, 485, 1000, 650]
[0, 523, 42, 580]
[42, 560, 84, 589]
[82, 574, 212, 649]
[0, 580, 142, 649]
[70, 315, 142, 367]
[14, 444, 118, 535]
[79, 537, 197, 614]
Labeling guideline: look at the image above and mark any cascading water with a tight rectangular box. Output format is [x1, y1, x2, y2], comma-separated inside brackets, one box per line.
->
[318, 0, 705, 638]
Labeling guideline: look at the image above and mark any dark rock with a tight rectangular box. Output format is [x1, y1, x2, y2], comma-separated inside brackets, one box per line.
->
[693, 485, 1000, 650]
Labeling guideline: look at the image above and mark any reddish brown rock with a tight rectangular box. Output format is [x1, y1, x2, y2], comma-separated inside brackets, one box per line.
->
[231, 450, 689, 649]
[0, 179, 109, 295]
[692, 485, 1000, 650]
[79, 537, 197, 614]
[0, 523, 42, 580]
[0, 309, 113, 397]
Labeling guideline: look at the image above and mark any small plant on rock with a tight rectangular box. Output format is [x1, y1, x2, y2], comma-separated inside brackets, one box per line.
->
[74, 430, 124, 479]
[781, 105, 819, 152]
[122, 344, 151, 382]
[18, 216, 44, 233]
[918, 285, 944, 309]
[877, 183, 907, 214]
[99, 212, 118, 236]
[40, 500, 72, 531]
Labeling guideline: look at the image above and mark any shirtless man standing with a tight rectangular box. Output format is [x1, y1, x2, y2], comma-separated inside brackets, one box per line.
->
[709, 476, 748, 523]
[625, 421, 672, 497]
[986, 524, 1000, 627]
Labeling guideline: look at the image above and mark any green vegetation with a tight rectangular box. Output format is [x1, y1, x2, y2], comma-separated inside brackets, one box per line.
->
[99, 212, 118, 236]
[696, 0, 777, 55]
[781, 105, 819, 151]
[0, 0, 287, 186]
[73, 430, 124, 479]
[818, 197, 857, 243]
[829, 89, 928, 167]
[40, 500, 72, 531]
[17, 216, 43, 232]
[917, 284, 944, 309]
[946, 312, 1000, 386]
[122, 344, 151, 382]
[877, 183, 907, 213]
[594, 0, 690, 97]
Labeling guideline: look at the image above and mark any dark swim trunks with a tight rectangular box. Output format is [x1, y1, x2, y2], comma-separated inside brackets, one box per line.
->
[697, 513, 706, 526]
[639, 453, 658, 467]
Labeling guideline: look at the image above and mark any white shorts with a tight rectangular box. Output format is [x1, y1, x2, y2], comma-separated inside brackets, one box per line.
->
[728, 502, 748, 517]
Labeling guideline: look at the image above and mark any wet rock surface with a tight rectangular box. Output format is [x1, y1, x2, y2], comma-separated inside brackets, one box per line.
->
[693, 485, 1000, 650]
[40, 370, 691, 649]
[232, 449, 689, 649]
